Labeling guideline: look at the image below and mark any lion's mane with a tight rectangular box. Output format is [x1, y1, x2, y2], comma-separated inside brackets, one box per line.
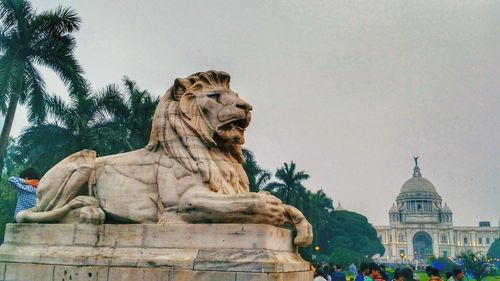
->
[146, 71, 249, 194]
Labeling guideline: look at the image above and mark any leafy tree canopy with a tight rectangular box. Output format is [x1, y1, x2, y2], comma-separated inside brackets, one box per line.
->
[487, 238, 500, 259]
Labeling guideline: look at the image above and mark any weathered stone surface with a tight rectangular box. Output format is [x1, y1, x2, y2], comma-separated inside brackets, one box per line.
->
[77, 266, 108, 281]
[143, 224, 294, 251]
[108, 267, 144, 281]
[0, 263, 312, 281]
[73, 224, 103, 246]
[4, 224, 75, 246]
[0, 224, 311, 277]
[236, 272, 283, 281]
[54, 265, 78, 281]
[97, 224, 143, 247]
[4, 263, 54, 281]
[194, 249, 279, 272]
[143, 268, 169, 281]
[0, 263, 5, 281]
[170, 270, 236, 281]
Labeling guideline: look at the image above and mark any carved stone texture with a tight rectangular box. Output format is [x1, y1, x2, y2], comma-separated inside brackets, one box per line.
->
[0, 223, 313, 281]
[15, 71, 312, 247]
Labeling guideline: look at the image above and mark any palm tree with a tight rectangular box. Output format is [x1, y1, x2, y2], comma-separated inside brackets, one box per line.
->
[242, 148, 272, 192]
[97, 77, 159, 150]
[15, 84, 129, 174]
[265, 161, 310, 208]
[0, 0, 85, 177]
[304, 189, 334, 252]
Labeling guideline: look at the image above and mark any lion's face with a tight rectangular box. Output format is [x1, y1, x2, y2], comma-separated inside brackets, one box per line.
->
[194, 85, 252, 146]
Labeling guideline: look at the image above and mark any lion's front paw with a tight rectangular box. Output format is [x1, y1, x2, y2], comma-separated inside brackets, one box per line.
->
[255, 193, 287, 225]
[294, 219, 313, 247]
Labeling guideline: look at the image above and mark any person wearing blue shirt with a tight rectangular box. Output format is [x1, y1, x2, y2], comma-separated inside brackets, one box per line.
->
[356, 262, 369, 281]
[332, 264, 347, 281]
[8, 167, 40, 222]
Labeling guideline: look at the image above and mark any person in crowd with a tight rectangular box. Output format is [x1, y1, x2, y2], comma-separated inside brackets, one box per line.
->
[447, 269, 464, 281]
[8, 167, 40, 222]
[401, 267, 414, 281]
[425, 266, 434, 278]
[332, 264, 347, 281]
[428, 267, 442, 281]
[364, 263, 380, 281]
[349, 263, 358, 275]
[314, 267, 329, 281]
[356, 262, 369, 281]
[379, 264, 391, 281]
[410, 266, 420, 281]
[375, 270, 384, 281]
[326, 264, 333, 281]
[393, 269, 403, 281]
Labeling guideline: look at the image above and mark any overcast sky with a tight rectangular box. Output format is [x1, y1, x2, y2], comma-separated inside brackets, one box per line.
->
[5, 1, 499, 226]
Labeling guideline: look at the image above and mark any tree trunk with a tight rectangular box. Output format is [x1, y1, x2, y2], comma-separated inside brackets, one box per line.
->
[0, 92, 20, 178]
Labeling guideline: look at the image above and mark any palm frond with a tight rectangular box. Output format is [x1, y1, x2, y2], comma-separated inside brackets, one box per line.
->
[45, 93, 70, 124]
[95, 83, 128, 119]
[0, 0, 34, 32]
[0, 53, 18, 113]
[35, 49, 86, 95]
[36, 5, 80, 35]
[24, 61, 46, 123]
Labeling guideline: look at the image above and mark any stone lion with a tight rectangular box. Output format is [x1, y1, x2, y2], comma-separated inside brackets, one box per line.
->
[17, 70, 313, 246]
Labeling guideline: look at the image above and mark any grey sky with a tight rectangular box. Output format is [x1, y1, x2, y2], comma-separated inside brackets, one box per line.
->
[6, 1, 500, 226]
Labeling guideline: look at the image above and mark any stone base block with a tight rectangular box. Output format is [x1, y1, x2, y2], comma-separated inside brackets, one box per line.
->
[0, 224, 312, 281]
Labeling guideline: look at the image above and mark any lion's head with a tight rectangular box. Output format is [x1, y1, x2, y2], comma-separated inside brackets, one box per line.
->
[146, 71, 252, 194]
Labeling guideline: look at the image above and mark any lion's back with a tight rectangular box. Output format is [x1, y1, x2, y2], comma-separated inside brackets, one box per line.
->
[94, 149, 162, 223]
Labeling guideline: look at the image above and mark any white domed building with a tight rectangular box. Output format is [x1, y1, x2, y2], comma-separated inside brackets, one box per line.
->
[374, 158, 499, 261]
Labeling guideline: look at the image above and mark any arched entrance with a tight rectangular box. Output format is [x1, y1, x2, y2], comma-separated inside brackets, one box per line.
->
[413, 231, 432, 259]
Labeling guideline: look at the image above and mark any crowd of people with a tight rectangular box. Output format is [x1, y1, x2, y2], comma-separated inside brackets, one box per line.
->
[313, 262, 466, 281]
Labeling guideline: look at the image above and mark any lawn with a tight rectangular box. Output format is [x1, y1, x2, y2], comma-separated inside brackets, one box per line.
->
[416, 272, 500, 281]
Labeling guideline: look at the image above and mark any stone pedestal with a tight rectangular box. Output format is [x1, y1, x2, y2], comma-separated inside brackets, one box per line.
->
[0, 223, 312, 281]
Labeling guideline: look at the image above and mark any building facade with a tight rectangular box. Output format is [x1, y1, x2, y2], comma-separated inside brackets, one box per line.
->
[374, 158, 499, 261]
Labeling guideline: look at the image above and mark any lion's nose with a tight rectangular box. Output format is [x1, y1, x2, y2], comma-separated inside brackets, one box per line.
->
[236, 101, 252, 111]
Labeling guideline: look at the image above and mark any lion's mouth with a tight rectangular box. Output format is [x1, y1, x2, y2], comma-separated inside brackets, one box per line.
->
[215, 118, 249, 145]
[218, 118, 249, 131]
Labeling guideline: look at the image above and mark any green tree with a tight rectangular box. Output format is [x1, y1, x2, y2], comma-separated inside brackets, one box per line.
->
[0, 137, 19, 243]
[458, 250, 489, 281]
[0, 0, 86, 177]
[14, 84, 129, 174]
[330, 248, 367, 269]
[304, 189, 333, 248]
[2, 137, 19, 175]
[0, 177, 16, 243]
[265, 161, 309, 208]
[329, 210, 385, 258]
[97, 77, 159, 150]
[242, 148, 271, 192]
[487, 238, 500, 259]
[300, 189, 335, 260]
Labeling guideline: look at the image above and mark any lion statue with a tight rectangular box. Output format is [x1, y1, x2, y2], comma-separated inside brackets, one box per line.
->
[16, 70, 313, 246]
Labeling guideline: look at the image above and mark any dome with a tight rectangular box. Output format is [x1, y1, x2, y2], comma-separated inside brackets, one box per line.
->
[336, 202, 346, 211]
[389, 203, 399, 213]
[441, 203, 452, 213]
[396, 157, 442, 201]
[400, 176, 438, 194]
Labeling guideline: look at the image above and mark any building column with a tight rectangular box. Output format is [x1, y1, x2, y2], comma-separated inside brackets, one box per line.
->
[407, 229, 414, 260]
[449, 229, 456, 257]
[432, 230, 440, 257]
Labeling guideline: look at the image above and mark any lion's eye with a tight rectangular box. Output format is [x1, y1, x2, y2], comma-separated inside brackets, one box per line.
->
[207, 93, 221, 101]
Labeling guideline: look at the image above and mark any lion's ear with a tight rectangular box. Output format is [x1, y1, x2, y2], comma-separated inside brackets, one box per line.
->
[172, 78, 193, 100]
[218, 71, 231, 88]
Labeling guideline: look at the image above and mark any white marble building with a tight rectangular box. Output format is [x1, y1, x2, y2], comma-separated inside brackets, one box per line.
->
[374, 158, 499, 261]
